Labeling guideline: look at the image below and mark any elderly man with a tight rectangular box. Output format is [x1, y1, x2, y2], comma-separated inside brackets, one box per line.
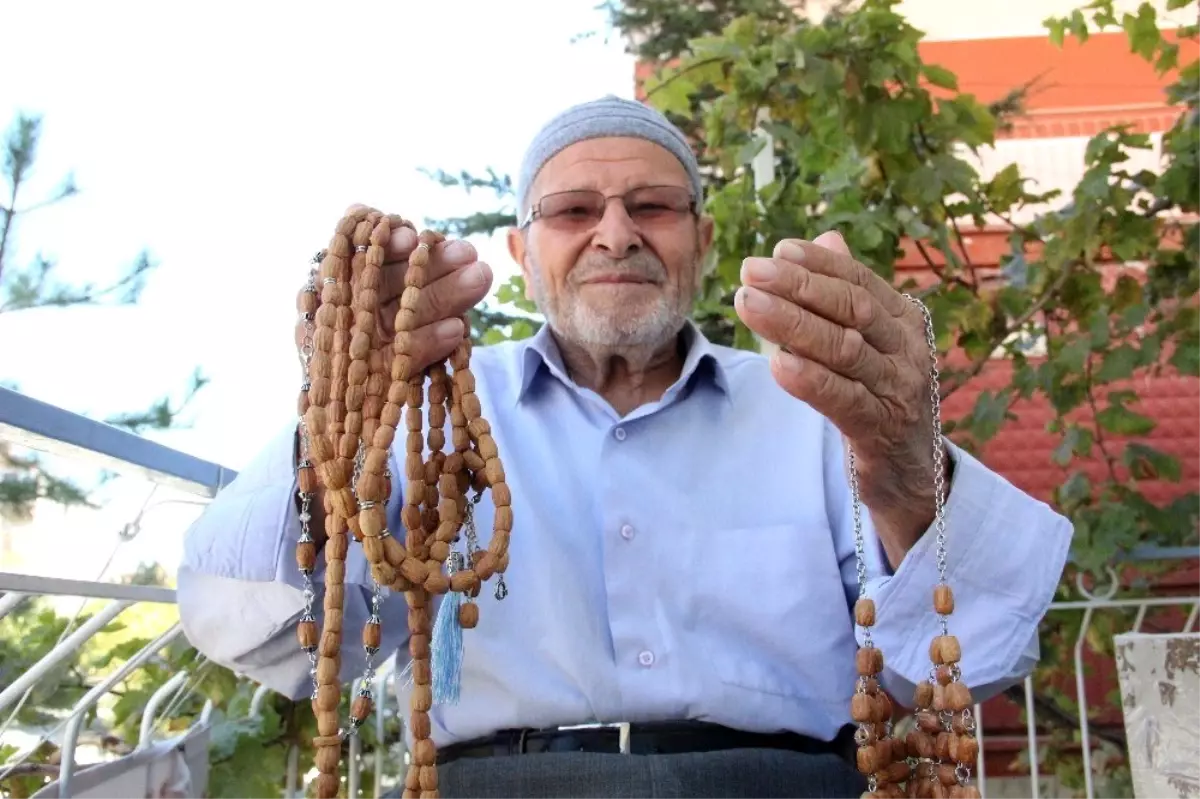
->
[177, 95, 1071, 798]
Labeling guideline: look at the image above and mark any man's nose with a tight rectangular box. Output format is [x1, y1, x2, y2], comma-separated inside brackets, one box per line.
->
[590, 199, 642, 259]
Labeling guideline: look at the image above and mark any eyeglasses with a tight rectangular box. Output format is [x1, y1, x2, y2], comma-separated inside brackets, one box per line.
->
[520, 185, 697, 231]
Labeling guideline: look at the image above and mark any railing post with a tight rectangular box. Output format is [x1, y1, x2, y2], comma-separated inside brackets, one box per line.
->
[0, 600, 131, 714]
[138, 671, 190, 749]
[0, 591, 27, 621]
[56, 624, 185, 798]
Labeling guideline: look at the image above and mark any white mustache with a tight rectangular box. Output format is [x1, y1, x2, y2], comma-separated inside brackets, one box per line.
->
[569, 254, 667, 285]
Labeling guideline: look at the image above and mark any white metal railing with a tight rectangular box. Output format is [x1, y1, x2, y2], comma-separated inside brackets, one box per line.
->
[974, 559, 1200, 799]
[0, 386, 405, 798]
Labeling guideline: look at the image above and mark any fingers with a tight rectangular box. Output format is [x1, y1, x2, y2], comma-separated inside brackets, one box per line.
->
[405, 317, 473, 376]
[410, 259, 494, 330]
[735, 284, 894, 392]
[381, 238, 479, 297]
[385, 225, 419, 264]
[769, 349, 888, 439]
[774, 235, 908, 318]
[740, 256, 904, 355]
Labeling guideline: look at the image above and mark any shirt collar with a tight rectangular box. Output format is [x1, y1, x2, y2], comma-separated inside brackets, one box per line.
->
[515, 319, 732, 406]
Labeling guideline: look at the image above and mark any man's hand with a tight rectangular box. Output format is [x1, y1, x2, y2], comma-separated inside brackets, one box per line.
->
[291, 206, 494, 549]
[295, 205, 494, 375]
[734, 230, 945, 567]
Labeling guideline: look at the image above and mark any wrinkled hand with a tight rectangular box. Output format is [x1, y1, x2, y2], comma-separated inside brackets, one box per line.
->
[734, 230, 944, 563]
[296, 205, 494, 375]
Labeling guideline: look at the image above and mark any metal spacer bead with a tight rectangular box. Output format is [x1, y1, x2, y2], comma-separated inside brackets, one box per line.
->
[367, 614, 382, 626]
[298, 531, 313, 545]
[301, 381, 311, 392]
[358, 500, 377, 510]
[323, 277, 336, 285]
[310, 250, 326, 265]
[378, 528, 391, 539]
[298, 459, 312, 469]
[355, 245, 368, 253]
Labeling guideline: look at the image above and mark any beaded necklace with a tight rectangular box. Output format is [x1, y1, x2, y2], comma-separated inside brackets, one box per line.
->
[293, 207, 510, 798]
[850, 296, 980, 799]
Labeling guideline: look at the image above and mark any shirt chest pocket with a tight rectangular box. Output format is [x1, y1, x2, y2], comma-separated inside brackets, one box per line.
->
[680, 521, 854, 700]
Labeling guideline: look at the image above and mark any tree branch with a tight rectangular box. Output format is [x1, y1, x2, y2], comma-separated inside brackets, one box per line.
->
[644, 56, 730, 99]
[0, 762, 59, 779]
[941, 264, 1072, 397]
[1083, 356, 1123, 486]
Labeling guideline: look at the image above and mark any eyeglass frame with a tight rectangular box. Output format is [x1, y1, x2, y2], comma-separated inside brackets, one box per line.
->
[518, 185, 701, 230]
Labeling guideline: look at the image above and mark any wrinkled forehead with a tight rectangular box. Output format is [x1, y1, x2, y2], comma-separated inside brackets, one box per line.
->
[529, 137, 692, 200]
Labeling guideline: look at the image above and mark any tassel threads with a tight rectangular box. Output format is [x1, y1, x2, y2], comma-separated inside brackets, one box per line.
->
[402, 551, 468, 706]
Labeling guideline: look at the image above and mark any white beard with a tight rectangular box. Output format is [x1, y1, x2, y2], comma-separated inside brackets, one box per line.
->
[527, 253, 693, 351]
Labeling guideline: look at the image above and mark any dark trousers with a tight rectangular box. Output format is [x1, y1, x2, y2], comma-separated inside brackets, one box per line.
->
[389, 748, 868, 798]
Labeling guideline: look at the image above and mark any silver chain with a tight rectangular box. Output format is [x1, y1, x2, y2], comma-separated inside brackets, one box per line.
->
[848, 293, 948, 635]
[847, 446, 870, 649]
[294, 250, 385, 737]
[297, 254, 320, 699]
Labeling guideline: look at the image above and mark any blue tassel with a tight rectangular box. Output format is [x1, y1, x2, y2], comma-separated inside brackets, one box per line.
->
[430, 592, 464, 705]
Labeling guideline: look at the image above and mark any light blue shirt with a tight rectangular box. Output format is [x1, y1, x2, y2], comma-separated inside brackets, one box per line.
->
[177, 321, 1073, 746]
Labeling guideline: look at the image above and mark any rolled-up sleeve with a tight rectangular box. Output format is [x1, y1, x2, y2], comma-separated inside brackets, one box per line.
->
[177, 423, 410, 699]
[831, 426, 1073, 705]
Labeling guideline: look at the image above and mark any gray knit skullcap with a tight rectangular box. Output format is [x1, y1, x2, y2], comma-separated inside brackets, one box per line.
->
[515, 95, 703, 217]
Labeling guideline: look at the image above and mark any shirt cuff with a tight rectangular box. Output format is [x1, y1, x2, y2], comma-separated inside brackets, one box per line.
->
[863, 438, 1073, 701]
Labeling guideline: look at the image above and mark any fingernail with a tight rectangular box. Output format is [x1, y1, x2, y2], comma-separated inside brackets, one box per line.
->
[742, 257, 777, 282]
[777, 350, 805, 373]
[444, 240, 473, 261]
[435, 318, 463, 340]
[457, 263, 487, 288]
[774, 240, 805, 263]
[739, 286, 773, 313]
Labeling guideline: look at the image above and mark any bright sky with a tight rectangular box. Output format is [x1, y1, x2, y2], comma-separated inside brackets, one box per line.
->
[0, 1, 636, 583]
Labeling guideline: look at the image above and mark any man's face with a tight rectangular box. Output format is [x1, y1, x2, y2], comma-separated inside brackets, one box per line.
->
[508, 137, 713, 351]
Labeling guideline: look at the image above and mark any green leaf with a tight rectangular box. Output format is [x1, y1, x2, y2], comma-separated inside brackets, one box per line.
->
[1095, 343, 1140, 382]
[921, 63, 958, 90]
[1095, 402, 1155, 436]
[1058, 471, 1092, 507]
[1122, 3, 1161, 60]
[984, 163, 1026, 212]
[736, 135, 768, 167]
[1170, 335, 1200, 376]
[1122, 442, 1182, 481]
[1045, 17, 1067, 47]
[1053, 425, 1095, 466]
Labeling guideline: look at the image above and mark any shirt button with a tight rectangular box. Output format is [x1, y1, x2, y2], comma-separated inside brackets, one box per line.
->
[613, 427, 627, 441]
[620, 524, 635, 540]
[638, 650, 655, 667]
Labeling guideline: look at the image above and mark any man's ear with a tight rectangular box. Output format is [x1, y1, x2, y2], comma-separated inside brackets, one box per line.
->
[697, 214, 715, 260]
[506, 226, 534, 301]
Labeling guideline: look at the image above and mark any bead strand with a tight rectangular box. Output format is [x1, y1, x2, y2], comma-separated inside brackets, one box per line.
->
[851, 294, 976, 799]
[295, 208, 511, 798]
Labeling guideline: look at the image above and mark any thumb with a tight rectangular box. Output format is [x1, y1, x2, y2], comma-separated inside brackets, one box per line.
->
[812, 229, 850, 255]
